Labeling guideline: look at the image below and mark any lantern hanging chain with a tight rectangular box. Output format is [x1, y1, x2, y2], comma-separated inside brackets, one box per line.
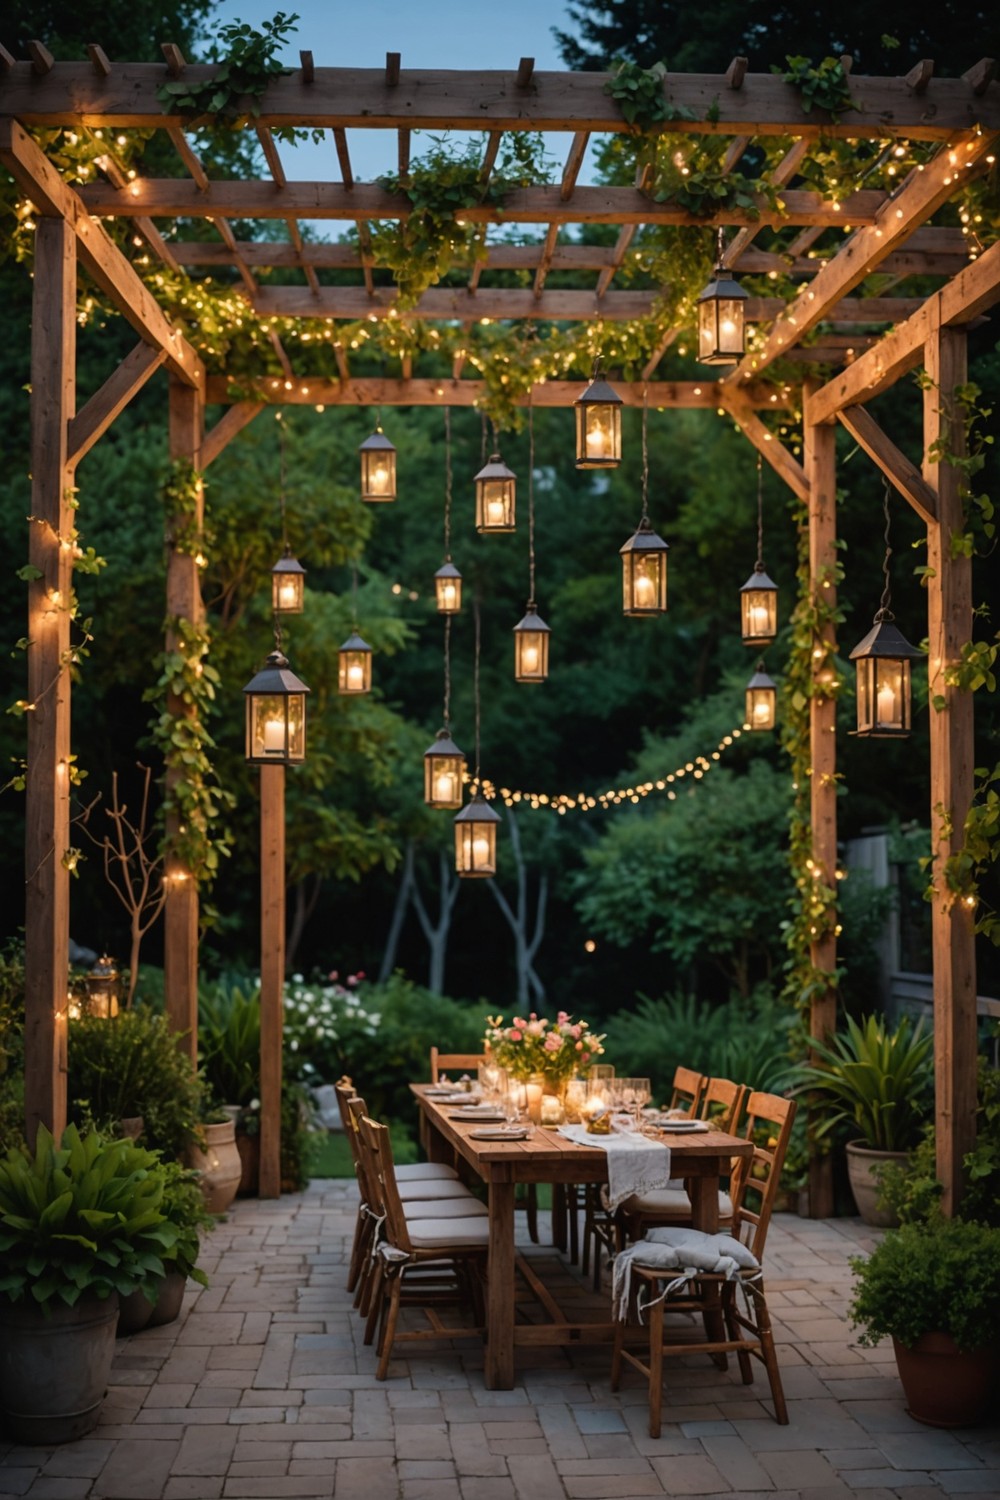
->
[640, 384, 650, 528]
[527, 397, 536, 608]
[755, 450, 765, 572]
[473, 594, 482, 788]
[480, 410, 488, 465]
[443, 612, 452, 732]
[351, 560, 359, 630]
[444, 406, 453, 559]
[716, 224, 726, 268]
[875, 477, 895, 621]
[277, 411, 288, 549]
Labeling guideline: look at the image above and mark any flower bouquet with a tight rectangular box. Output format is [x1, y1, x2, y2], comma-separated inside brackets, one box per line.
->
[485, 1012, 605, 1089]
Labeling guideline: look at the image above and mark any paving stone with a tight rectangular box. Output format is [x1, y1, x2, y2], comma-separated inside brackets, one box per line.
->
[649, 1455, 727, 1495]
[507, 1453, 568, 1499]
[172, 1423, 238, 1476]
[758, 1449, 844, 1487]
[929, 1474, 1000, 1494]
[459, 1480, 518, 1500]
[92, 1437, 181, 1498]
[41, 1444, 113, 1479]
[164, 1481, 224, 1499]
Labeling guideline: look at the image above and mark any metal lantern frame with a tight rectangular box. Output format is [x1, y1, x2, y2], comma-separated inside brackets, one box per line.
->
[745, 664, 777, 732]
[849, 616, 921, 738]
[696, 229, 749, 365]
[359, 425, 397, 501]
[338, 631, 373, 695]
[85, 954, 120, 1018]
[513, 608, 551, 682]
[740, 567, 779, 647]
[434, 560, 463, 615]
[574, 366, 623, 469]
[271, 547, 306, 615]
[474, 452, 517, 533]
[620, 519, 669, 615]
[454, 792, 501, 877]
[243, 648, 311, 764]
[423, 728, 466, 810]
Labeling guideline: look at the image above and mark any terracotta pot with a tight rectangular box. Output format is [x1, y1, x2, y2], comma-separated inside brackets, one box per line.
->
[845, 1140, 910, 1226]
[185, 1120, 241, 1214]
[146, 1270, 187, 1328]
[235, 1130, 260, 1196]
[0, 1291, 119, 1443]
[892, 1333, 998, 1427]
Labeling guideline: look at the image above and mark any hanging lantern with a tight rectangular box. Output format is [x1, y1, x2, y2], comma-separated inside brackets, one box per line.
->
[513, 607, 551, 683]
[338, 632, 372, 696]
[85, 955, 120, 1019]
[574, 367, 623, 469]
[435, 560, 462, 615]
[454, 793, 501, 878]
[474, 453, 516, 533]
[849, 617, 920, 737]
[271, 548, 306, 615]
[359, 426, 397, 502]
[243, 649, 310, 764]
[620, 520, 669, 615]
[424, 729, 466, 809]
[745, 664, 777, 732]
[697, 230, 749, 365]
[740, 568, 778, 647]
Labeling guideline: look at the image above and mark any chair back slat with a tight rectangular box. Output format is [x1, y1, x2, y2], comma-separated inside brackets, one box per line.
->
[699, 1077, 747, 1135]
[668, 1066, 705, 1118]
[358, 1114, 413, 1255]
[429, 1047, 486, 1084]
[334, 1077, 358, 1133]
[729, 1091, 797, 1262]
[346, 1095, 380, 1205]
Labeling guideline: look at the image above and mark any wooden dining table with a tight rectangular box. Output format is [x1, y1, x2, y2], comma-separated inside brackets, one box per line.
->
[412, 1085, 756, 1389]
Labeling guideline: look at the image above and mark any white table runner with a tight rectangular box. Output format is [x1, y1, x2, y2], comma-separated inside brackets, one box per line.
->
[558, 1125, 671, 1210]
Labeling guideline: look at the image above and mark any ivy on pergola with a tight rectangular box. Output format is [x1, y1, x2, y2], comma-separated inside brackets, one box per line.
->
[2, 40, 999, 1225]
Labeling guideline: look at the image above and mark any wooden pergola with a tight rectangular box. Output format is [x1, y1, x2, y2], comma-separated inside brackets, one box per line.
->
[3, 45, 998, 1210]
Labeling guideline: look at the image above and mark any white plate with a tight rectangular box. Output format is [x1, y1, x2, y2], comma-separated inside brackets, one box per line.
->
[450, 1110, 505, 1122]
[469, 1127, 529, 1141]
[658, 1119, 710, 1133]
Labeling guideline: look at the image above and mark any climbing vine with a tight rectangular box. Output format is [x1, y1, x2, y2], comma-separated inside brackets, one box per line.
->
[773, 56, 857, 121]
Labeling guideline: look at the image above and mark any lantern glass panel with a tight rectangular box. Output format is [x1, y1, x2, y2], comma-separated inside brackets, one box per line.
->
[745, 685, 776, 732]
[272, 569, 304, 614]
[476, 479, 515, 532]
[741, 587, 777, 645]
[338, 649, 372, 695]
[576, 403, 621, 468]
[360, 442, 396, 501]
[515, 629, 549, 682]
[455, 816, 497, 877]
[435, 573, 462, 614]
[698, 296, 745, 363]
[856, 656, 910, 735]
[424, 751, 465, 809]
[623, 552, 666, 615]
[247, 691, 306, 762]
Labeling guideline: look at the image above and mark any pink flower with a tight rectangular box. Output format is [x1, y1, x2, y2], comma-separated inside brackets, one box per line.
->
[347, 976, 358, 987]
[513, 1017, 526, 1029]
[557, 1011, 569, 1024]
[571, 1024, 582, 1039]
[544, 1033, 562, 1052]
[580, 1052, 590, 1064]
[356, 970, 366, 980]
[328, 970, 339, 981]
[509, 1030, 522, 1042]
[526, 1020, 544, 1037]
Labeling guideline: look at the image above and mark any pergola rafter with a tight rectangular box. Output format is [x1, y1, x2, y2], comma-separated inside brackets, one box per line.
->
[3, 47, 999, 1227]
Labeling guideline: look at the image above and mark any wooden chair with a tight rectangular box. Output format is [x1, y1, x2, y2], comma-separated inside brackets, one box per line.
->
[666, 1065, 706, 1117]
[610, 1091, 798, 1434]
[429, 1047, 486, 1083]
[359, 1115, 488, 1379]
[618, 1077, 749, 1239]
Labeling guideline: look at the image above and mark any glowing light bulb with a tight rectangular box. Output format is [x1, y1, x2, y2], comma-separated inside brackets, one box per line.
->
[753, 699, 771, 725]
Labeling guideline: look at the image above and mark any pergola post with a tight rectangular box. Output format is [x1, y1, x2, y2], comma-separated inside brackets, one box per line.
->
[924, 324, 977, 1216]
[259, 765, 285, 1199]
[803, 385, 838, 1219]
[164, 378, 205, 1061]
[23, 217, 76, 1147]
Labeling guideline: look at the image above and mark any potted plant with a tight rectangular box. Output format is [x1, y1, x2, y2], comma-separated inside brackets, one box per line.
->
[792, 1013, 933, 1224]
[0, 1125, 176, 1441]
[117, 1161, 213, 1334]
[198, 979, 262, 1199]
[849, 1218, 1000, 1426]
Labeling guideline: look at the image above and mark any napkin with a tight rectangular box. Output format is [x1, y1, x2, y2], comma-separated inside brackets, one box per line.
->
[558, 1124, 670, 1211]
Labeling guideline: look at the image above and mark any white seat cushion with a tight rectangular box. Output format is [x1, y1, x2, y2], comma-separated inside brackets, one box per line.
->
[397, 1177, 474, 1201]
[397, 1162, 459, 1181]
[626, 1188, 733, 1216]
[405, 1216, 490, 1249]
[402, 1196, 488, 1220]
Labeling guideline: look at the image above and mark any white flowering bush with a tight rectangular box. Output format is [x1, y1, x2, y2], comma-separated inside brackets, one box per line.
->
[282, 970, 381, 1083]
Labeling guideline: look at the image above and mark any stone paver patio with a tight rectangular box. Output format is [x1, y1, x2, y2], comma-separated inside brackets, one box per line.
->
[2, 1179, 998, 1500]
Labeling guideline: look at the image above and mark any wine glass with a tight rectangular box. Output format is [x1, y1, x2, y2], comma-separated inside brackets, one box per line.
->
[502, 1076, 523, 1134]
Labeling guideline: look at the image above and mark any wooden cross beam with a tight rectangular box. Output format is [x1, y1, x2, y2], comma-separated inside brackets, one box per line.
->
[203, 376, 793, 410]
[836, 405, 938, 523]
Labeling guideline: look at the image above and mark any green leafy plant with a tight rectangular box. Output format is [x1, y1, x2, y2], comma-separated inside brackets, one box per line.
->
[158, 1160, 213, 1285]
[0, 1125, 176, 1312]
[849, 1218, 1000, 1352]
[791, 1013, 933, 1152]
[604, 60, 694, 131]
[774, 56, 857, 120]
[67, 1007, 205, 1160]
[198, 977, 261, 1109]
[0, 942, 25, 1156]
[156, 13, 300, 126]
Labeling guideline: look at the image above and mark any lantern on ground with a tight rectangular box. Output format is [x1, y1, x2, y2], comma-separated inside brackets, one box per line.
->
[243, 649, 310, 763]
[85, 955, 120, 1019]
[424, 729, 466, 809]
[745, 664, 777, 732]
[620, 520, 669, 615]
[574, 365, 623, 469]
[359, 425, 396, 502]
[435, 560, 462, 615]
[271, 548, 306, 615]
[454, 793, 501, 878]
[697, 229, 748, 365]
[513, 607, 551, 683]
[474, 453, 516, 533]
[338, 632, 372, 696]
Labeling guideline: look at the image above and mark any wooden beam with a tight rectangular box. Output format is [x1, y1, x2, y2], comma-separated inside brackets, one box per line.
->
[163, 379, 204, 1064]
[259, 765, 285, 1200]
[332, 127, 353, 188]
[808, 234, 1000, 423]
[86, 44, 112, 78]
[68, 342, 166, 464]
[0, 119, 203, 387]
[726, 127, 998, 386]
[803, 380, 838, 1220]
[963, 58, 996, 96]
[26, 40, 54, 75]
[205, 376, 792, 409]
[533, 225, 560, 298]
[559, 130, 589, 202]
[479, 130, 503, 184]
[24, 217, 74, 1149]
[924, 326, 977, 1216]
[201, 401, 265, 468]
[718, 387, 809, 500]
[165, 126, 209, 190]
[78, 178, 888, 227]
[516, 57, 535, 89]
[172, 240, 624, 271]
[726, 57, 748, 90]
[905, 59, 934, 94]
[4, 64, 998, 138]
[299, 50, 314, 85]
[385, 52, 400, 88]
[722, 138, 811, 268]
[641, 327, 679, 380]
[161, 42, 185, 76]
[836, 405, 938, 523]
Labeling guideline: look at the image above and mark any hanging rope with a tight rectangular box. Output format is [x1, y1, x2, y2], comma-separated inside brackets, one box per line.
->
[276, 410, 288, 548]
[473, 595, 482, 786]
[876, 476, 895, 621]
[755, 450, 765, 572]
[640, 384, 650, 527]
[527, 396, 536, 607]
[480, 410, 488, 465]
[443, 614, 452, 731]
[444, 405, 453, 560]
[351, 560, 359, 629]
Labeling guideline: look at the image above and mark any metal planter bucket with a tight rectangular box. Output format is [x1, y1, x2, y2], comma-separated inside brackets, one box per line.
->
[0, 1291, 119, 1443]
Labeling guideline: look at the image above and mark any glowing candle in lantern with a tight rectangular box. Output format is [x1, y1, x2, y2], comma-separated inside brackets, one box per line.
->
[263, 717, 284, 752]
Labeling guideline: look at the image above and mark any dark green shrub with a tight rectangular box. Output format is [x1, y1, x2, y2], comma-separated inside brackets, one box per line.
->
[0, 942, 25, 1154]
[850, 1219, 1000, 1353]
[67, 1006, 205, 1159]
[198, 976, 260, 1108]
